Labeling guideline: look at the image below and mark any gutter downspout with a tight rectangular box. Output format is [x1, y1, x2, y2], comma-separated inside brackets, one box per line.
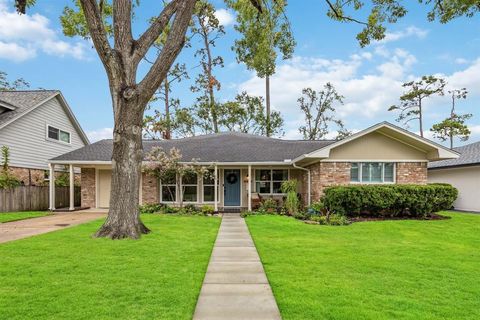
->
[292, 162, 311, 206]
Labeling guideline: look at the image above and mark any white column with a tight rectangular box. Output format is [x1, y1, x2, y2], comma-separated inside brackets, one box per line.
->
[214, 164, 218, 212]
[248, 165, 252, 211]
[49, 163, 56, 211]
[69, 164, 75, 211]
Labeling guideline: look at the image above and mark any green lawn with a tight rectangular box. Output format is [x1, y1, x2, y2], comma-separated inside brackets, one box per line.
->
[0, 211, 50, 223]
[246, 212, 480, 320]
[0, 215, 220, 320]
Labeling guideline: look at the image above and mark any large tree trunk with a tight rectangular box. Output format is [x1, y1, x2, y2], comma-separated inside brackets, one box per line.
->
[95, 97, 150, 239]
[265, 75, 271, 137]
[418, 99, 423, 137]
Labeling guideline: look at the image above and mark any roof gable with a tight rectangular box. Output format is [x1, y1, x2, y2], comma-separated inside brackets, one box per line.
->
[293, 122, 459, 163]
[0, 90, 90, 145]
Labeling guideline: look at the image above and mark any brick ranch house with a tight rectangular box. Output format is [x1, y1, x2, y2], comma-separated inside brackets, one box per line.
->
[48, 122, 458, 212]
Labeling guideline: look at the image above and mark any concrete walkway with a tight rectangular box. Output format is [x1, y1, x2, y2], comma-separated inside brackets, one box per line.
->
[0, 211, 106, 244]
[193, 212, 281, 320]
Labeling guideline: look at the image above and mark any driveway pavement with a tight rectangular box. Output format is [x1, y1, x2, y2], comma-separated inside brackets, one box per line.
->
[193, 212, 281, 320]
[0, 211, 106, 244]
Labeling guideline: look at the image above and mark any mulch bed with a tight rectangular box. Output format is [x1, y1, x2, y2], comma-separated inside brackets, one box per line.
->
[350, 213, 450, 223]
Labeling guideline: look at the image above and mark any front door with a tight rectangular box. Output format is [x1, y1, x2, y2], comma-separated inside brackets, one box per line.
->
[224, 169, 241, 206]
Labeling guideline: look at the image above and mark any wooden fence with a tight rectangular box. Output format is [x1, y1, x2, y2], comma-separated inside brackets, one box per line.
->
[0, 186, 81, 212]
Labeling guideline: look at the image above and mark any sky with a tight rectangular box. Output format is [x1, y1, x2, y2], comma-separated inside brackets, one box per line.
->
[0, 0, 479, 146]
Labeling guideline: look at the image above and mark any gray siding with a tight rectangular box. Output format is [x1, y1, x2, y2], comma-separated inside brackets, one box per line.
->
[0, 96, 86, 170]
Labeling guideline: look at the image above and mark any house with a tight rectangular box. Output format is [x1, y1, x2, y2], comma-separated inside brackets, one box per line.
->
[428, 141, 480, 212]
[0, 90, 90, 186]
[48, 122, 458, 212]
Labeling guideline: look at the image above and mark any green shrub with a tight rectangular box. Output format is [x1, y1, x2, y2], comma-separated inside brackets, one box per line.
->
[200, 205, 214, 215]
[322, 184, 458, 217]
[258, 198, 278, 214]
[0, 145, 21, 189]
[139, 203, 164, 214]
[281, 180, 299, 215]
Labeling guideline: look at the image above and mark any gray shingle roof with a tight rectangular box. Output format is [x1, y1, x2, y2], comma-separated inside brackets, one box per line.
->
[428, 141, 480, 169]
[0, 90, 59, 128]
[51, 132, 336, 163]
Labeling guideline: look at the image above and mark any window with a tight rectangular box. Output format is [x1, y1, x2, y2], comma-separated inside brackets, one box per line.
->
[161, 170, 176, 202]
[255, 169, 289, 194]
[351, 162, 395, 183]
[182, 171, 198, 202]
[47, 125, 70, 143]
[203, 169, 216, 202]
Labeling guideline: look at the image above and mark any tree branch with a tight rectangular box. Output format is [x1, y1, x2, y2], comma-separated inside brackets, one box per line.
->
[79, 0, 116, 74]
[113, 0, 133, 53]
[137, 0, 197, 107]
[133, 0, 180, 64]
[325, 0, 368, 25]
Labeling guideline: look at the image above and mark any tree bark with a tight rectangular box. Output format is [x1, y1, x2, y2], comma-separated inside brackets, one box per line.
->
[164, 79, 171, 139]
[418, 98, 423, 137]
[265, 75, 271, 137]
[95, 97, 150, 239]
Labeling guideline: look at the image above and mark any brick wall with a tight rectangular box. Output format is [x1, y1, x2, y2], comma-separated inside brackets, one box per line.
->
[396, 162, 427, 184]
[10, 167, 46, 186]
[81, 168, 96, 208]
[142, 172, 159, 204]
[299, 161, 428, 204]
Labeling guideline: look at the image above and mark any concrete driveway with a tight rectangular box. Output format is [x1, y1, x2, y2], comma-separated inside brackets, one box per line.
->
[0, 210, 106, 244]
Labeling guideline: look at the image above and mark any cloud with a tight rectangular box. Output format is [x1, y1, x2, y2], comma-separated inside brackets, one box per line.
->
[455, 58, 469, 65]
[0, 1, 88, 62]
[87, 128, 113, 142]
[215, 9, 234, 27]
[379, 26, 429, 44]
[238, 47, 416, 125]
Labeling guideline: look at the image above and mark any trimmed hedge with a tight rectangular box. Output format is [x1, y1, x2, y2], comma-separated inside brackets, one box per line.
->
[322, 184, 458, 217]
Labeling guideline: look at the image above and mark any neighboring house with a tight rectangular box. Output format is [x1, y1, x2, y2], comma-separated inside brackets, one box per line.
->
[428, 141, 480, 212]
[49, 122, 458, 211]
[0, 90, 90, 185]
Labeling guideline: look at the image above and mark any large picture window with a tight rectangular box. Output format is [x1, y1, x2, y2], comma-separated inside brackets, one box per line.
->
[203, 169, 216, 202]
[182, 171, 198, 202]
[351, 162, 395, 183]
[255, 169, 289, 194]
[161, 170, 176, 202]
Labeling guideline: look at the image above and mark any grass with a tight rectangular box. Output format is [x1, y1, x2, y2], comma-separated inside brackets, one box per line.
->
[0, 214, 220, 320]
[0, 211, 50, 223]
[246, 211, 480, 320]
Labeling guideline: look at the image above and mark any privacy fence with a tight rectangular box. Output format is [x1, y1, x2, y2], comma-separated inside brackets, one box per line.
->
[0, 186, 81, 212]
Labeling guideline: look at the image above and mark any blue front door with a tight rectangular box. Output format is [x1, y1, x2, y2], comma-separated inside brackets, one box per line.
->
[224, 169, 241, 206]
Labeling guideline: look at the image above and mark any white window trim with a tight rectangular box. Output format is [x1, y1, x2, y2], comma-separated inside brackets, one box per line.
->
[350, 162, 396, 184]
[45, 123, 71, 145]
[202, 169, 216, 204]
[254, 168, 290, 195]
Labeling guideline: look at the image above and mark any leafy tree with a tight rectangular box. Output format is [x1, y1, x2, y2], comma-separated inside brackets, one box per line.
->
[0, 71, 30, 91]
[0, 146, 21, 189]
[389, 75, 446, 138]
[226, 0, 295, 137]
[190, 0, 225, 133]
[220, 92, 284, 136]
[431, 88, 472, 149]
[298, 84, 347, 140]
[143, 64, 189, 140]
[59, 0, 198, 239]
